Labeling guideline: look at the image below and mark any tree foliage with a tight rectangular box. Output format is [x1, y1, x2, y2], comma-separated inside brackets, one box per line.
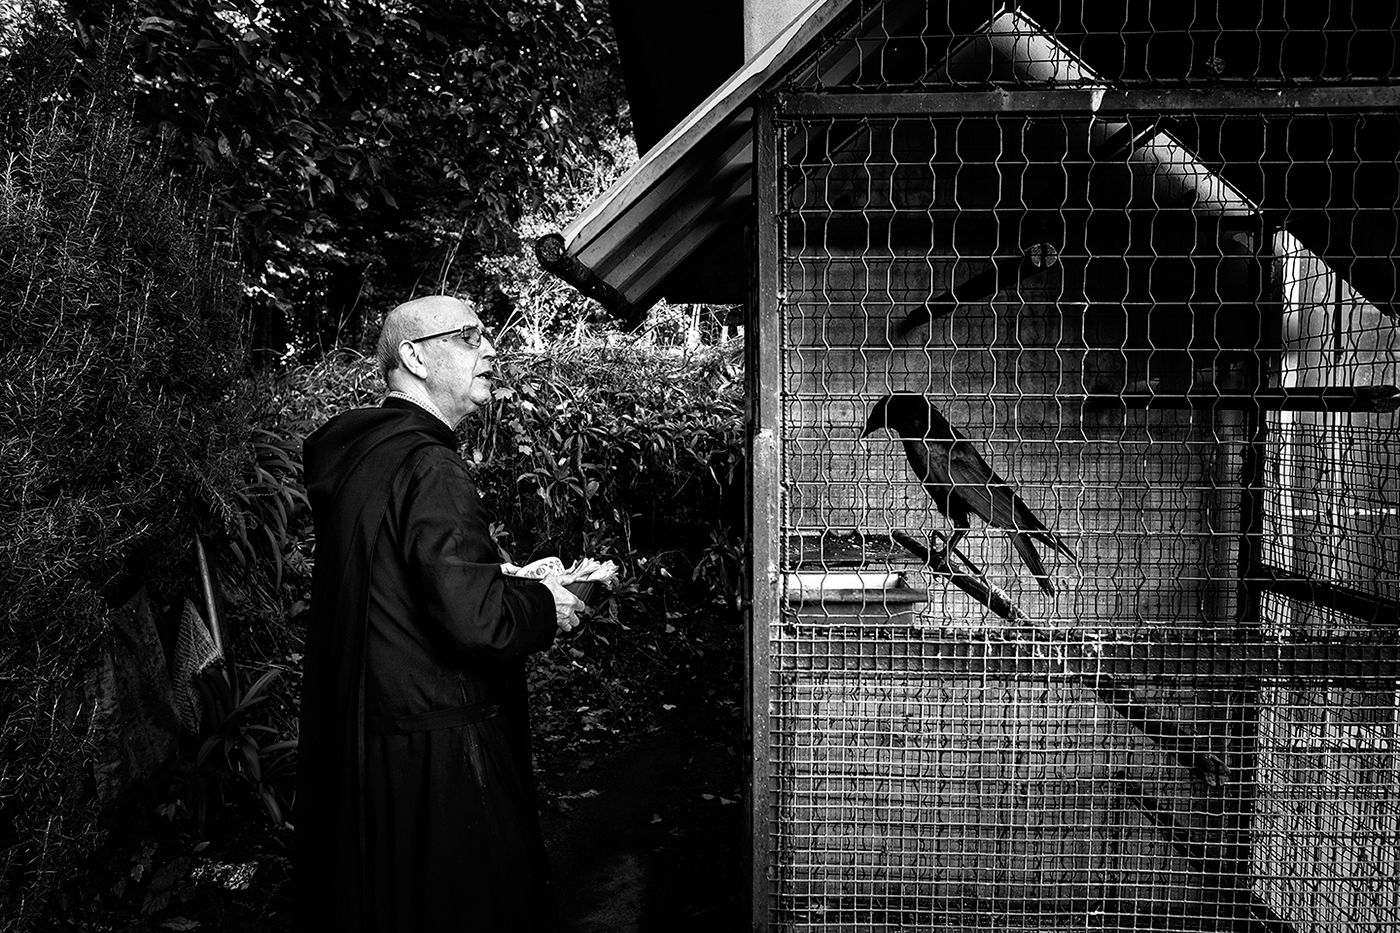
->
[0, 21, 248, 926]
[76, 0, 626, 354]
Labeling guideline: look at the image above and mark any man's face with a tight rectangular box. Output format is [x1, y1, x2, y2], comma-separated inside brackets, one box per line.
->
[415, 303, 496, 426]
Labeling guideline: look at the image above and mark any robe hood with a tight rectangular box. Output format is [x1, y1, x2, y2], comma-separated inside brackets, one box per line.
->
[304, 401, 458, 517]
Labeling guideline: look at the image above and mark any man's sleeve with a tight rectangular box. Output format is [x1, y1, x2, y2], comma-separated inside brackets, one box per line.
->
[398, 448, 557, 657]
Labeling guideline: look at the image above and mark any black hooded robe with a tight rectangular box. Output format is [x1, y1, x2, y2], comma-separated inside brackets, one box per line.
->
[294, 398, 560, 932]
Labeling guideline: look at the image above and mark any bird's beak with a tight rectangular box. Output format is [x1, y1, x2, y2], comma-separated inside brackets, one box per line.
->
[860, 399, 889, 440]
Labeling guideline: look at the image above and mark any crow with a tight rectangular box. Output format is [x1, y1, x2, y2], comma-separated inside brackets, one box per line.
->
[860, 393, 1077, 595]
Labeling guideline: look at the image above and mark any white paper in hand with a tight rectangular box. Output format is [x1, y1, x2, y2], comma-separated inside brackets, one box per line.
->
[500, 557, 568, 579]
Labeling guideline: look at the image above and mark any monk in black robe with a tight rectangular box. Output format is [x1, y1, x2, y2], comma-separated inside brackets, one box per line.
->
[294, 295, 583, 932]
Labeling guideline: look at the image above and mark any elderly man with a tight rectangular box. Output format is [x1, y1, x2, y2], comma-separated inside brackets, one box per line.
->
[294, 295, 582, 931]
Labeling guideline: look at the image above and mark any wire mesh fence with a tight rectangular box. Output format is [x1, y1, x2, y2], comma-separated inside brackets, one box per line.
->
[793, 1, 1400, 90]
[755, 4, 1400, 931]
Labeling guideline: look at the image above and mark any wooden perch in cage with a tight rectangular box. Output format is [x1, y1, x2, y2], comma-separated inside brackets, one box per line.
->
[893, 529, 1228, 787]
[891, 529, 1035, 627]
[1115, 773, 1297, 933]
[894, 243, 1059, 338]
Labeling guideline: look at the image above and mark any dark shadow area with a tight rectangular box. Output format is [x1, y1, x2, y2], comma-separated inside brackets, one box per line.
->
[541, 702, 745, 932]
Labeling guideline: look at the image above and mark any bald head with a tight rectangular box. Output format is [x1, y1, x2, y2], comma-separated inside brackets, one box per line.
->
[376, 294, 497, 427]
[378, 295, 479, 382]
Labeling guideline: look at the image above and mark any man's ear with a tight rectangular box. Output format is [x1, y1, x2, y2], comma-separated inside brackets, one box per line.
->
[397, 340, 428, 379]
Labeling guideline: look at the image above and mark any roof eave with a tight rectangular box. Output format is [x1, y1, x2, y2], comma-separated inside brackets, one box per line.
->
[539, 0, 857, 323]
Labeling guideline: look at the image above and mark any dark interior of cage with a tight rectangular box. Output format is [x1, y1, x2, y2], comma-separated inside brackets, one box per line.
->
[773, 113, 1400, 931]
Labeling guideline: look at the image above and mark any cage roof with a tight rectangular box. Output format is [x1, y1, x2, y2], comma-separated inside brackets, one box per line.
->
[545, 0, 1399, 321]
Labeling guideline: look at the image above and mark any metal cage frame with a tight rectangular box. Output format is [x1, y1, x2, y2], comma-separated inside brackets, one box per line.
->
[746, 10, 1400, 931]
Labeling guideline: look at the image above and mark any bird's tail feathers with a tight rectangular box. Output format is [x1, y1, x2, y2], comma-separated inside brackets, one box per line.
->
[1011, 532, 1056, 596]
[1032, 528, 1078, 562]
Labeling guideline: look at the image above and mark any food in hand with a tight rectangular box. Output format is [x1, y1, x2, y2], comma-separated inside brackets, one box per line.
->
[502, 556, 619, 606]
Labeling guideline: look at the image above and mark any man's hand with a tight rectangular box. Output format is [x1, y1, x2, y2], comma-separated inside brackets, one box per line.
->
[541, 574, 586, 633]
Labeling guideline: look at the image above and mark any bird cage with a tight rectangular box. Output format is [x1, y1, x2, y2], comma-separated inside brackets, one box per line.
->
[747, 3, 1400, 931]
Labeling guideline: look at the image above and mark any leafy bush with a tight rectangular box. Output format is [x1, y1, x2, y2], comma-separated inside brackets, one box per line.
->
[187, 665, 298, 831]
[0, 30, 248, 928]
[467, 338, 744, 585]
[213, 353, 380, 666]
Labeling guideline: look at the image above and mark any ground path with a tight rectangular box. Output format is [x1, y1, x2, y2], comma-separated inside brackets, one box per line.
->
[541, 703, 745, 932]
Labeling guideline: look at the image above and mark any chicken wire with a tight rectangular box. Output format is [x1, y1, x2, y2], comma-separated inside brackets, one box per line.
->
[792, 0, 1400, 91]
[751, 13, 1400, 929]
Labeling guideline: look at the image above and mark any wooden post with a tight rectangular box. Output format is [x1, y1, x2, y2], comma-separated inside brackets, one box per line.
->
[747, 95, 783, 933]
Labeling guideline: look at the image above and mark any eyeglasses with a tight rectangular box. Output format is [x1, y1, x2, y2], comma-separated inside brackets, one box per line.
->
[407, 323, 490, 349]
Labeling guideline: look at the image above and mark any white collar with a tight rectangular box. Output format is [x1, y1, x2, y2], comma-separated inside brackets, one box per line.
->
[383, 390, 456, 431]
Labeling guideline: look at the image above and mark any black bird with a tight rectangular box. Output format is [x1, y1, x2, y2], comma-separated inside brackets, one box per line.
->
[861, 393, 1077, 595]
